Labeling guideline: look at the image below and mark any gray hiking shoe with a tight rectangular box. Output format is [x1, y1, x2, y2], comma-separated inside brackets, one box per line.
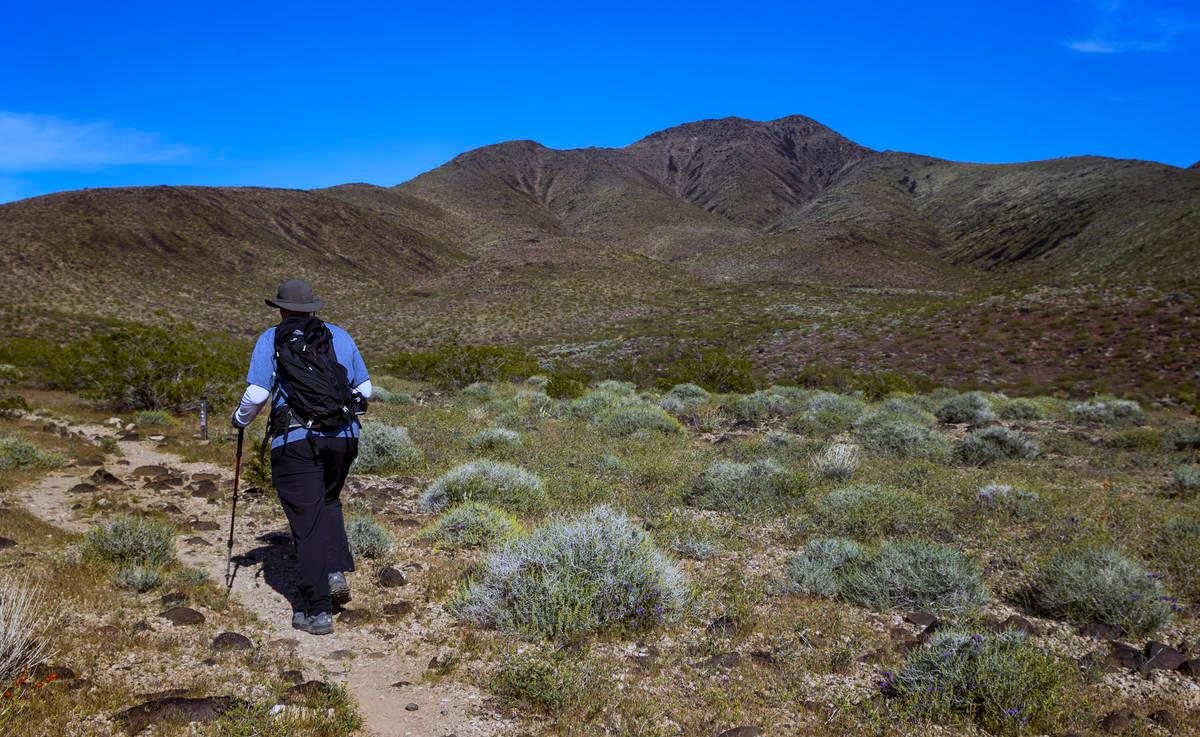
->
[329, 572, 351, 604]
[292, 611, 333, 635]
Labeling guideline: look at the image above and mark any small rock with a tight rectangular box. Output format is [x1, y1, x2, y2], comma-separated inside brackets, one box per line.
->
[281, 669, 304, 684]
[337, 609, 371, 625]
[159, 592, 187, 606]
[329, 649, 355, 661]
[1107, 642, 1144, 670]
[1100, 710, 1132, 733]
[748, 650, 778, 667]
[1148, 709, 1176, 729]
[184, 537, 212, 547]
[158, 607, 205, 626]
[382, 601, 413, 618]
[1078, 622, 1125, 640]
[115, 695, 243, 735]
[390, 680, 412, 688]
[993, 614, 1038, 636]
[133, 465, 169, 476]
[905, 611, 938, 629]
[405, 703, 419, 712]
[190, 521, 220, 532]
[68, 483, 98, 494]
[282, 680, 335, 705]
[716, 728, 762, 737]
[31, 664, 77, 681]
[700, 652, 741, 668]
[0, 537, 16, 550]
[148, 434, 166, 442]
[211, 632, 253, 651]
[161, 503, 183, 514]
[1144, 641, 1188, 670]
[707, 615, 738, 634]
[191, 472, 220, 482]
[91, 469, 123, 485]
[120, 431, 140, 441]
[271, 638, 300, 651]
[1177, 659, 1200, 678]
[378, 566, 406, 587]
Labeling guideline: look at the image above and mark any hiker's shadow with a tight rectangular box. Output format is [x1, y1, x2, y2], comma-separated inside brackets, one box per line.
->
[230, 530, 308, 614]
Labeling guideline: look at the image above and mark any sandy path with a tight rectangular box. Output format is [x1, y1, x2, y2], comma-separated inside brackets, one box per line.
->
[11, 414, 510, 737]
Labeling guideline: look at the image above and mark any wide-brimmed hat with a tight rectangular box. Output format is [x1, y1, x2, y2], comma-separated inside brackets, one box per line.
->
[265, 278, 324, 312]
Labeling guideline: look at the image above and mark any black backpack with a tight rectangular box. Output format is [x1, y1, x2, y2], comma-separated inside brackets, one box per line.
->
[271, 316, 355, 431]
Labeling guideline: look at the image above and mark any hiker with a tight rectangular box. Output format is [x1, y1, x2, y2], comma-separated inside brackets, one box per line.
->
[230, 278, 371, 635]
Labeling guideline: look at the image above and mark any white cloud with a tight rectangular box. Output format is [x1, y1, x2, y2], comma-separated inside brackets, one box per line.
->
[0, 111, 192, 172]
[1065, 0, 1194, 53]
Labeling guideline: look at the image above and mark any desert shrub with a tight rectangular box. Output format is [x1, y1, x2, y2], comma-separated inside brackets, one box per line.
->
[998, 397, 1045, 421]
[421, 502, 523, 549]
[114, 564, 163, 592]
[545, 367, 589, 400]
[789, 392, 868, 436]
[728, 390, 794, 422]
[462, 381, 496, 401]
[687, 459, 804, 515]
[354, 422, 424, 474]
[935, 392, 996, 425]
[838, 540, 989, 614]
[599, 405, 682, 438]
[0, 436, 67, 471]
[810, 485, 949, 540]
[666, 383, 709, 401]
[671, 537, 721, 561]
[1164, 421, 1200, 451]
[1069, 398, 1145, 426]
[595, 379, 636, 396]
[779, 538, 864, 596]
[1172, 464, 1200, 495]
[83, 514, 176, 567]
[594, 454, 627, 477]
[60, 321, 242, 411]
[420, 460, 547, 514]
[568, 390, 626, 420]
[1032, 546, 1173, 635]
[1153, 519, 1200, 607]
[345, 514, 393, 558]
[134, 409, 174, 427]
[889, 629, 1068, 736]
[791, 363, 930, 399]
[810, 442, 860, 481]
[468, 427, 522, 455]
[958, 426, 1040, 465]
[386, 341, 538, 389]
[526, 375, 549, 388]
[0, 577, 54, 685]
[878, 396, 938, 426]
[758, 429, 804, 456]
[855, 414, 951, 461]
[1107, 426, 1162, 450]
[369, 385, 412, 404]
[490, 650, 593, 713]
[515, 390, 555, 417]
[977, 483, 1040, 518]
[655, 347, 757, 394]
[450, 505, 687, 640]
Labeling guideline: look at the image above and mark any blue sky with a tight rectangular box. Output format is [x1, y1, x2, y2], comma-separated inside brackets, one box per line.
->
[1, 0, 1196, 203]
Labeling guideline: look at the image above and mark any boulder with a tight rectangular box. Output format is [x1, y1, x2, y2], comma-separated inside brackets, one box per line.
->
[211, 632, 253, 651]
[158, 607, 205, 626]
[115, 695, 243, 735]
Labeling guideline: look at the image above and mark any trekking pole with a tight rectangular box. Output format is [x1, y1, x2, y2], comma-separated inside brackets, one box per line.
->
[224, 427, 244, 592]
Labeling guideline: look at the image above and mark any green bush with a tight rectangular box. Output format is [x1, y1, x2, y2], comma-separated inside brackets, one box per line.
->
[526, 375, 549, 388]
[599, 405, 683, 438]
[1153, 519, 1200, 608]
[134, 409, 175, 427]
[369, 385, 413, 404]
[420, 502, 523, 549]
[935, 392, 996, 425]
[889, 629, 1068, 736]
[810, 485, 949, 540]
[515, 389, 555, 418]
[998, 397, 1046, 421]
[450, 506, 687, 639]
[595, 380, 637, 396]
[544, 365, 590, 400]
[0, 436, 67, 471]
[568, 390, 627, 420]
[386, 340, 538, 389]
[345, 514, 393, 559]
[114, 564, 163, 592]
[977, 483, 1040, 518]
[838, 540, 990, 615]
[727, 390, 794, 422]
[52, 321, 242, 411]
[354, 422, 424, 474]
[854, 413, 951, 461]
[84, 514, 176, 567]
[1032, 546, 1173, 635]
[687, 459, 804, 515]
[468, 427, 522, 455]
[1069, 398, 1145, 426]
[490, 650, 593, 713]
[789, 392, 867, 436]
[958, 426, 1040, 466]
[420, 460, 547, 514]
[462, 381, 496, 400]
[1172, 464, 1200, 495]
[780, 538, 864, 596]
[655, 347, 757, 394]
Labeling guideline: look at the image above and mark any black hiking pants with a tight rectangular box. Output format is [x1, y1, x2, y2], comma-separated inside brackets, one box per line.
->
[270, 436, 358, 615]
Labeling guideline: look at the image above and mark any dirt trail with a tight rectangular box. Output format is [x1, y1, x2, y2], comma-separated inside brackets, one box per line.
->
[12, 414, 510, 737]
